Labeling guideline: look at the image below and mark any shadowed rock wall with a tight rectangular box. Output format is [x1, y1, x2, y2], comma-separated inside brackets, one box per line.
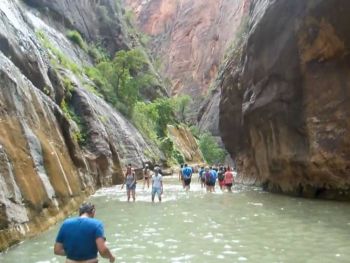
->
[219, 0, 350, 200]
[24, 0, 129, 54]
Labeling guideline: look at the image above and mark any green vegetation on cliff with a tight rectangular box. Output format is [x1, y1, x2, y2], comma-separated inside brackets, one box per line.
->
[66, 30, 88, 51]
[132, 96, 191, 164]
[189, 126, 227, 165]
[36, 27, 195, 165]
[199, 133, 226, 165]
[85, 48, 156, 116]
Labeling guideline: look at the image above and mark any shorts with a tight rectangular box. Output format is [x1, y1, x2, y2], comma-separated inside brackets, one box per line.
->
[184, 178, 191, 186]
[201, 177, 206, 183]
[152, 187, 162, 196]
[126, 183, 136, 190]
[225, 183, 233, 188]
[206, 181, 215, 187]
[219, 180, 225, 187]
[66, 259, 98, 263]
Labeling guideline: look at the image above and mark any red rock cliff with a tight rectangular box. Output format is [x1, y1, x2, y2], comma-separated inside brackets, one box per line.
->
[123, 0, 250, 99]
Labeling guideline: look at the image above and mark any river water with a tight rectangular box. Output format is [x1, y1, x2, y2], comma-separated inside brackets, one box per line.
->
[1, 176, 350, 263]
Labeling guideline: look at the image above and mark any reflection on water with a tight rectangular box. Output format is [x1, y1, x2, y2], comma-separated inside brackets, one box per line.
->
[1, 176, 350, 263]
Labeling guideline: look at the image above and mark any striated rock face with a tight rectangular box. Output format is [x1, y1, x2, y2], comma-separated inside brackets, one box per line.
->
[0, 0, 166, 251]
[219, 0, 350, 199]
[167, 125, 203, 164]
[0, 51, 92, 250]
[24, 0, 129, 54]
[123, 0, 250, 119]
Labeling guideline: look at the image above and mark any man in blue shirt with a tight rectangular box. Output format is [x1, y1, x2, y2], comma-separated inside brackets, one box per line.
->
[182, 164, 193, 191]
[54, 203, 115, 263]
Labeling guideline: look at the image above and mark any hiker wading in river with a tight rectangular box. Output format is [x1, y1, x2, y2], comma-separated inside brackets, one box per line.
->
[121, 163, 137, 202]
[54, 203, 115, 263]
[143, 163, 151, 189]
[152, 166, 163, 202]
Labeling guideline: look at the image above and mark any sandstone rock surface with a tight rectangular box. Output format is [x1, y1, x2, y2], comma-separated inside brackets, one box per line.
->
[167, 125, 203, 164]
[123, 0, 250, 119]
[219, 0, 350, 200]
[0, 0, 168, 250]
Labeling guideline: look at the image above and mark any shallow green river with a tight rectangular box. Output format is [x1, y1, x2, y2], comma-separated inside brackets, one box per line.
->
[1, 176, 350, 263]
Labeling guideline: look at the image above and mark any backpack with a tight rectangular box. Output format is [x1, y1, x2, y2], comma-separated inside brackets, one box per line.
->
[210, 171, 216, 184]
[205, 171, 211, 182]
[182, 167, 192, 179]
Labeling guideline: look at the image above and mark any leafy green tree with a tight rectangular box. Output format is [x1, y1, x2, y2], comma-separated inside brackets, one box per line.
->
[159, 137, 174, 159]
[94, 48, 155, 115]
[132, 101, 159, 141]
[199, 133, 227, 165]
[153, 98, 175, 138]
[132, 98, 175, 138]
[173, 95, 191, 122]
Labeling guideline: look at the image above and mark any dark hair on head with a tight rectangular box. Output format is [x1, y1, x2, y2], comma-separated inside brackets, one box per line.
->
[184, 163, 188, 167]
[180, 164, 184, 168]
[209, 166, 212, 170]
[79, 203, 95, 216]
[128, 163, 132, 166]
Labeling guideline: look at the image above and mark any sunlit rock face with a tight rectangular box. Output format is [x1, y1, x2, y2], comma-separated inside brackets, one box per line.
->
[0, 51, 92, 251]
[167, 125, 203, 164]
[219, 0, 350, 200]
[0, 0, 165, 250]
[123, 0, 250, 120]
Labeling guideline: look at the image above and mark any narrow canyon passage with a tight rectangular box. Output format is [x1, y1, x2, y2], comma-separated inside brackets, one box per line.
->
[1, 176, 349, 263]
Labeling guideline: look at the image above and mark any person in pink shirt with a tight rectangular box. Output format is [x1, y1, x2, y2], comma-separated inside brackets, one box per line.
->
[224, 166, 234, 192]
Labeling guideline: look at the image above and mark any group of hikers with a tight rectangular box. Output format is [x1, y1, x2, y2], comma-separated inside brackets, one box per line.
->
[120, 162, 235, 203]
[179, 164, 235, 192]
[121, 163, 163, 203]
[53, 162, 235, 263]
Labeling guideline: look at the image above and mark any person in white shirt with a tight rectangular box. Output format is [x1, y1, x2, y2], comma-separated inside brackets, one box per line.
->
[151, 166, 163, 202]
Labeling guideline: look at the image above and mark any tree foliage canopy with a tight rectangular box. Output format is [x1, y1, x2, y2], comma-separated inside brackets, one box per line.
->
[199, 133, 226, 165]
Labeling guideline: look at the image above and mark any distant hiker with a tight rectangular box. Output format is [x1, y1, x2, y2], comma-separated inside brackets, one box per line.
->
[204, 167, 212, 192]
[54, 203, 115, 263]
[198, 166, 205, 188]
[143, 164, 151, 189]
[218, 167, 226, 190]
[224, 166, 234, 192]
[152, 166, 163, 202]
[205, 167, 217, 192]
[182, 163, 193, 191]
[210, 167, 218, 192]
[179, 164, 185, 189]
[121, 163, 136, 202]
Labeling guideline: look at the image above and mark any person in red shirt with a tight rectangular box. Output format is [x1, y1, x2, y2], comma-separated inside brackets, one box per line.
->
[224, 166, 234, 192]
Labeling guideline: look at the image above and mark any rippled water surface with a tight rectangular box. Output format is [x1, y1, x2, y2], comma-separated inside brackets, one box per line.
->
[1, 176, 350, 263]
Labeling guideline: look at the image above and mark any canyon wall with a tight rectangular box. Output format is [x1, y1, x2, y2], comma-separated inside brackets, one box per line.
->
[123, 0, 250, 121]
[167, 125, 203, 164]
[0, 0, 170, 250]
[218, 0, 350, 199]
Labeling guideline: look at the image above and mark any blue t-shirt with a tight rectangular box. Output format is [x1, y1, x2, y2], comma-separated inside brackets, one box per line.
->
[210, 170, 218, 183]
[56, 217, 105, 261]
[182, 167, 193, 179]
